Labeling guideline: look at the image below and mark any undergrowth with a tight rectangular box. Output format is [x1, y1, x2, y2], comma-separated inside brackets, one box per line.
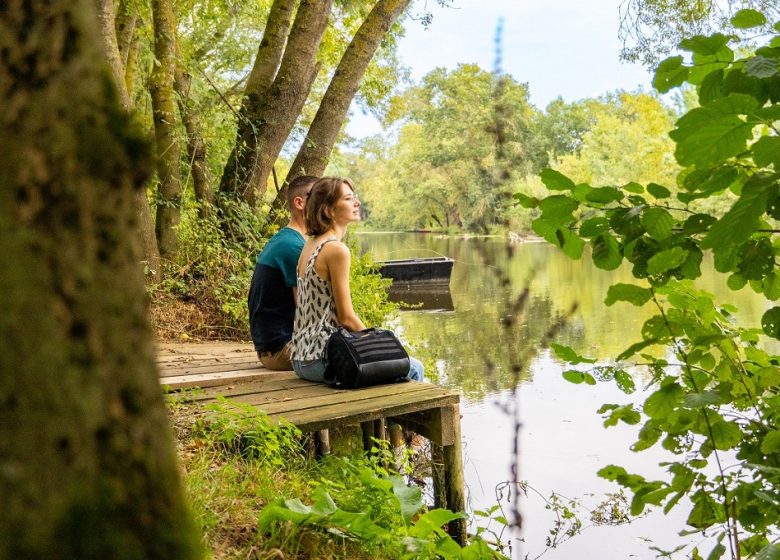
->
[169, 395, 509, 560]
[149, 201, 399, 341]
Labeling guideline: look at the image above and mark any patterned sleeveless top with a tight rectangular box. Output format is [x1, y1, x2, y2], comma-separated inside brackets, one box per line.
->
[292, 237, 340, 361]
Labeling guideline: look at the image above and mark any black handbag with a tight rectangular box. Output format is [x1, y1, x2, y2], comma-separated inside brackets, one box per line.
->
[324, 328, 410, 388]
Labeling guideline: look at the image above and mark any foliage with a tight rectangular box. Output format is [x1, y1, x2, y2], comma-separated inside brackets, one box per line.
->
[260, 455, 508, 559]
[519, 9, 780, 559]
[346, 232, 401, 328]
[148, 199, 263, 339]
[172, 400, 507, 559]
[618, 0, 780, 66]
[193, 396, 305, 469]
[351, 64, 541, 233]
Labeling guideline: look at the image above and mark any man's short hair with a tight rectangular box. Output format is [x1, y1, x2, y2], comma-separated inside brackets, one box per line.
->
[286, 175, 318, 211]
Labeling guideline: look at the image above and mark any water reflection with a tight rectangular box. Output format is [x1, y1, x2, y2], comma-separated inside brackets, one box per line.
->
[359, 232, 774, 559]
[360, 232, 772, 399]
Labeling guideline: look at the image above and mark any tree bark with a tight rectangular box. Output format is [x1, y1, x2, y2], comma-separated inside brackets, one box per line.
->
[115, 0, 138, 72]
[0, 1, 201, 557]
[150, 0, 182, 259]
[269, 0, 411, 225]
[219, 0, 332, 205]
[217, 0, 296, 205]
[94, 0, 161, 279]
[174, 63, 213, 212]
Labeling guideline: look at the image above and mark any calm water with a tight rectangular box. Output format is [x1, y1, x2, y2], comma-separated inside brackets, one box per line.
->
[358, 232, 772, 560]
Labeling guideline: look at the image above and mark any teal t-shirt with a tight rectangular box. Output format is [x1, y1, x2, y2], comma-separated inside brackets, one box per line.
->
[248, 227, 305, 352]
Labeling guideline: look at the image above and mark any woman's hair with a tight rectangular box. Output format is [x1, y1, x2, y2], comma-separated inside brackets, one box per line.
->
[304, 176, 355, 236]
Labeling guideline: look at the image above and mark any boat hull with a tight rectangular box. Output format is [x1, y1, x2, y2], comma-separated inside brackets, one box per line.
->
[377, 257, 454, 283]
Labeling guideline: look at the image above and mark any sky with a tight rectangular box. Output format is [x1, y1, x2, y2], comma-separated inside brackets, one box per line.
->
[347, 0, 654, 137]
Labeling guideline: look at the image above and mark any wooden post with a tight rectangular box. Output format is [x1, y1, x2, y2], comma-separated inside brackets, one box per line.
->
[431, 442, 446, 509]
[443, 403, 466, 545]
[361, 421, 375, 451]
[315, 429, 330, 456]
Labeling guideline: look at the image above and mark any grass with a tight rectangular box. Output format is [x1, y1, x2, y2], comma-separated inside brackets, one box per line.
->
[169, 399, 389, 560]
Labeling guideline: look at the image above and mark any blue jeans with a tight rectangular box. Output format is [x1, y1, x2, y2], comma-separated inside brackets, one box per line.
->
[293, 357, 425, 384]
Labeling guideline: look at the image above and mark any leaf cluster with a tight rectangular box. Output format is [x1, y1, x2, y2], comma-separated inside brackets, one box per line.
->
[521, 9, 780, 559]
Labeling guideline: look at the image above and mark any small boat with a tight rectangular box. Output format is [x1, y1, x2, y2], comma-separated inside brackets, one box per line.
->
[377, 256, 454, 284]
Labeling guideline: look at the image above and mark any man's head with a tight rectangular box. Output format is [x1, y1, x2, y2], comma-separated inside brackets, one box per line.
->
[287, 175, 318, 213]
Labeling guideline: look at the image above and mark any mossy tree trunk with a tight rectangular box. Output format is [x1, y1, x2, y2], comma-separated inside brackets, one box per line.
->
[269, 0, 412, 225]
[175, 62, 213, 213]
[218, 0, 332, 206]
[96, 0, 162, 279]
[150, 0, 182, 259]
[0, 1, 200, 557]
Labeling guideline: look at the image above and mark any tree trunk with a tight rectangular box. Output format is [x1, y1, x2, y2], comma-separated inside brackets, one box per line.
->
[174, 63, 213, 212]
[150, 0, 182, 259]
[218, 0, 295, 205]
[0, 1, 201, 557]
[94, 0, 161, 279]
[269, 0, 411, 225]
[115, 0, 138, 71]
[219, 0, 332, 206]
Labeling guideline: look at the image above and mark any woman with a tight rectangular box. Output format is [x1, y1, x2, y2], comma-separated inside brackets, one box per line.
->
[291, 176, 424, 383]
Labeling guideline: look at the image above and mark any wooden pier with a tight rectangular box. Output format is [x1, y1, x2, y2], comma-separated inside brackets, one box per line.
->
[158, 342, 467, 543]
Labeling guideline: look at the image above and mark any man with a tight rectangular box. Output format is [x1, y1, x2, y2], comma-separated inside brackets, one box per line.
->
[248, 175, 318, 370]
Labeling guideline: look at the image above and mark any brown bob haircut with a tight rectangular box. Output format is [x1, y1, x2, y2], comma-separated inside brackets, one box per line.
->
[304, 176, 355, 236]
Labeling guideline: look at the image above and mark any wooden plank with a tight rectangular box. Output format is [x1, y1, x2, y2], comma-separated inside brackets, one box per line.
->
[231, 383, 446, 414]
[266, 390, 459, 436]
[159, 359, 263, 378]
[162, 369, 284, 390]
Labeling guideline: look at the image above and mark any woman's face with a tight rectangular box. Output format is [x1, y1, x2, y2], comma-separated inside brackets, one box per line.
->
[330, 182, 361, 225]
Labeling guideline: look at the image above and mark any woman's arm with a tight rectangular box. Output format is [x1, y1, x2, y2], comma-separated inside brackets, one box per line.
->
[326, 243, 367, 332]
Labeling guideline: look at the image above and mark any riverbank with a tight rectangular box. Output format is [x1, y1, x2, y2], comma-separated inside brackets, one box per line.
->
[168, 392, 508, 560]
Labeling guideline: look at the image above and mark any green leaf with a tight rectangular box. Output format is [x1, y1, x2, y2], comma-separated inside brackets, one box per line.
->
[709, 420, 742, 450]
[653, 56, 690, 93]
[756, 544, 780, 560]
[686, 491, 722, 529]
[592, 233, 622, 270]
[647, 183, 672, 199]
[538, 195, 578, 226]
[513, 192, 539, 208]
[622, 182, 645, 194]
[540, 168, 575, 191]
[683, 213, 717, 235]
[586, 187, 624, 204]
[556, 228, 585, 259]
[562, 370, 586, 384]
[760, 430, 780, 453]
[617, 339, 657, 361]
[644, 383, 684, 419]
[753, 136, 780, 168]
[415, 508, 464, 530]
[670, 95, 760, 168]
[641, 207, 675, 240]
[391, 476, 423, 523]
[731, 8, 767, 29]
[605, 283, 653, 306]
[701, 176, 775, 250]
[761, 306, 780, 339]
[737, 238, 775, 280]
[745, 55, 779, 78]
[579, 216, 610, 238]
[551, 343, 596, 364]
[683, 391, 722, 408]
[680, 34, 731, 56]
[647, 246, 689, 275]
[598, 464, 628, 481]
[614, 370, 636, 394]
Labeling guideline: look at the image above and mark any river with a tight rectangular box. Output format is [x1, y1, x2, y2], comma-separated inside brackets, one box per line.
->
[357, 232, 772, 560]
